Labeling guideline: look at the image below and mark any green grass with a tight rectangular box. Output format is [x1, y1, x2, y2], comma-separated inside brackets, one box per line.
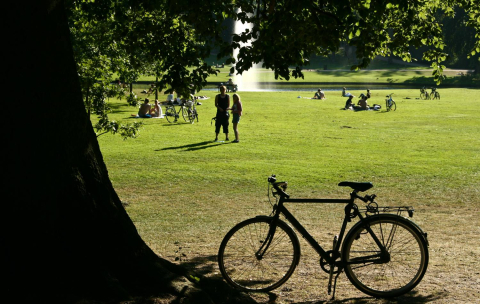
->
[96, 87, 480, 302]
[139, 68, 478, 86]
[100, 88, 479, 197]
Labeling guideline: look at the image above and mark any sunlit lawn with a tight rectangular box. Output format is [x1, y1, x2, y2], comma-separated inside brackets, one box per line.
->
[96, 87, 479, 303]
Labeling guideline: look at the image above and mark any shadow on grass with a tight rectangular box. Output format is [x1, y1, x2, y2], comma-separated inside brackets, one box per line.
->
[177, 254, 446, 304]
[156, 140, 231, 152]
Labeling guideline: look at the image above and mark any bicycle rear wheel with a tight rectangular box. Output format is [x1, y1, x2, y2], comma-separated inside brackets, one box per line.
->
[187, 107, 196, 124]
[165, 106, 177, 123]
[342, 214, 428, 298]
[218, 217, 300, 292]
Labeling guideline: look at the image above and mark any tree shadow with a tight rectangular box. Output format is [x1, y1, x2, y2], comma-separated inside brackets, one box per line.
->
[176, 253, 447, 304]
[155, 140, 231, 152]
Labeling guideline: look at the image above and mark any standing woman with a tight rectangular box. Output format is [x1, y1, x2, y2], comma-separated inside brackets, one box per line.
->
[214, 86, 230, 141]
[229, 93, 243, 143]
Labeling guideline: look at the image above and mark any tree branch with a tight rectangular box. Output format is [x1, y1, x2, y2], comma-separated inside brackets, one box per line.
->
[309, 2, 343, 26]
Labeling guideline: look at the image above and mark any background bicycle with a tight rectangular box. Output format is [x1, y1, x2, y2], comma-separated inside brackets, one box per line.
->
[385, 93, 396, 111]
[165, 100, 198, 123]
[430, 88, 440, 100]
[420, 87, 429, 100]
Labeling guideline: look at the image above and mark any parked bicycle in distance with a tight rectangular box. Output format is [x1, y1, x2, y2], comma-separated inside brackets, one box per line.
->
[165, 100, 198, 123]
[218, 175, 429, 299]
[430, 87, 440, 100]
[385, 93, 396, 111]
[420, 87, 429, 100]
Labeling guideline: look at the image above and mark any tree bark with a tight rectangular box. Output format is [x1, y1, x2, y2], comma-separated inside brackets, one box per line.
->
[2, 1, 249, 303]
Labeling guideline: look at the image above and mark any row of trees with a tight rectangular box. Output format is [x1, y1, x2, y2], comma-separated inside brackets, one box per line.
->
[68, 0, 480, 138]
[4, 0, 479, 303]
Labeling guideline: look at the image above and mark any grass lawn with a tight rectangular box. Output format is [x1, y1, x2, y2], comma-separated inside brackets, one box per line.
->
[139, 68, 478, 87]
[96, 87, 479, 303]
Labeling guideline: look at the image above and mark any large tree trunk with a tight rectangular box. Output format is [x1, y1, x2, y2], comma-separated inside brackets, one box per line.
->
[2, 0, 160, 301]
[2, 1, 251, 303]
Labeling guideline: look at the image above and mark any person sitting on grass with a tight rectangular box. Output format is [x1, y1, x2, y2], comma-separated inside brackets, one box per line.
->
[313, 88, 326, 99]
[149, 99, 163, 118]
[166, 91, 175, 104]
[137, 98, 152, 118]
[344, 95, 355, 110]
[353, 94, 369, 111]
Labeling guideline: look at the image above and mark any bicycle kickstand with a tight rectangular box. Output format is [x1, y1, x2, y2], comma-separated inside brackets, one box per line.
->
[329, 267, 342, 300]
[328, 235, 341, 300]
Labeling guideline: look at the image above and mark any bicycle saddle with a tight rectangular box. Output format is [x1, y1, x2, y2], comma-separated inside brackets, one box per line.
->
[338, 181, 373, 192]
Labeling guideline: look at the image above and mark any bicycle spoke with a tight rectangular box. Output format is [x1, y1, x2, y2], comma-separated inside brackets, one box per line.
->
[343, 216, 427, 297]
[219, 218, 300, 292]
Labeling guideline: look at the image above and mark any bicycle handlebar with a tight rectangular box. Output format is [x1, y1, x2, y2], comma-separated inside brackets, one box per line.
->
[268, 175, 289, 198]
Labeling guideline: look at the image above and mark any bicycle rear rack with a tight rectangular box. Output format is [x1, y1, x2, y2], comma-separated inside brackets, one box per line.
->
[361, 204, 414, 218]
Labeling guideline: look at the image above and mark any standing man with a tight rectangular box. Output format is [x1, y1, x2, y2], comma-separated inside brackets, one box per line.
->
[214, 86, 230, 141]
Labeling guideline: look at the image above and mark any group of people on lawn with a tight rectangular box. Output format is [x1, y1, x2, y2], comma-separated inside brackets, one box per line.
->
[136, 90, 197, 118]
[135, 85, 243, 143]
[137, 98, 163, 118]
[342, 87, 377, 111]
[311, 87, 376, 111]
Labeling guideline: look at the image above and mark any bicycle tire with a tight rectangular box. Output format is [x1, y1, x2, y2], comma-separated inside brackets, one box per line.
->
[419, 93, 425, 100]
[181, 107, 189, 122]
[390, 100, 396, 111]
[385, 100, 392, 112]
[165, 106, 177, 123]
[187, 107, 196, 124]
[435, 92, 440, 100]
[342, 214, 428, 298]
[218, 216, 301, 292]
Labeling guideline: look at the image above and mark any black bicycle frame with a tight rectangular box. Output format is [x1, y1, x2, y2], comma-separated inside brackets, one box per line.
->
[262, 192, 389, 266]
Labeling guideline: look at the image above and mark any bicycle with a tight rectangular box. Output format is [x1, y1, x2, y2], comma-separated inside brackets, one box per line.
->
[430, 88, 440, 100]
[385, 93, 396, 111]
[419, 87, 429, 100]
[218, 175, 429, 299]
[185, 100, 199, 124]
[165, 102, 190, 123]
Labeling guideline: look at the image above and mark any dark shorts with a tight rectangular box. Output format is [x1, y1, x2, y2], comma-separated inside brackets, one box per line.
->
[232, 113, 240, 124]
[215, 115, 229, 134]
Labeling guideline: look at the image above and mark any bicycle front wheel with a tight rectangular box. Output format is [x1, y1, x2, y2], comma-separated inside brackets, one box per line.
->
[165, 106, 176, 123]
[342, 214, 428, 298]
[390, 100, 396, 111]
[218, 217, 301, 292]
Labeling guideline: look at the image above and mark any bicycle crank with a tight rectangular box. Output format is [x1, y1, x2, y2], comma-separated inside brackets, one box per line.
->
[320, 250, 342, 274]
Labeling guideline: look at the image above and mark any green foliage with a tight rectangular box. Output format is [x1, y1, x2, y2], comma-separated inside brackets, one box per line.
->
[221, 0, 479, 82]
[67, 0, 227, 138]
[67, 0, 480, 139]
